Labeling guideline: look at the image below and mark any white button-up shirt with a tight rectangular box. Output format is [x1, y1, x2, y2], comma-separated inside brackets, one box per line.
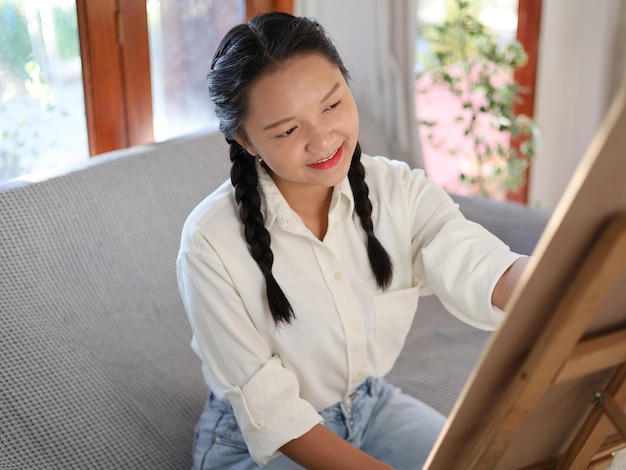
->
[177, 154, 522, 465]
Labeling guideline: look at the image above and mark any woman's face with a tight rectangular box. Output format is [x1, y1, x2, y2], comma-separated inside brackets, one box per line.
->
[236, 53, 359, 204]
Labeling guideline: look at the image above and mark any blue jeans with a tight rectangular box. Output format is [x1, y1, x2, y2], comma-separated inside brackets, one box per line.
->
[191, 378, 445, 469]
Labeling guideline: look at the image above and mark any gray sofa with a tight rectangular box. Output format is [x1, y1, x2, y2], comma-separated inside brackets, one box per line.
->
[0, 130, 550, 469]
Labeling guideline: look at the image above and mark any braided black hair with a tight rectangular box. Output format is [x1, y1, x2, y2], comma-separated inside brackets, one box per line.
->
[229, 139, 294, 324]
[348, 143, 393, 290]
[209, 12, 393, 325]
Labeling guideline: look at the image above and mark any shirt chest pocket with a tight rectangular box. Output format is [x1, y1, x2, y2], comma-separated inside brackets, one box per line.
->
[372, 286, 420, 375]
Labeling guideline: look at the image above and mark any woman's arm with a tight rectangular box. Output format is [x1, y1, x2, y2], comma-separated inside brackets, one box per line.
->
[491, 256, 530, 310]
[279, 424, 394, 470]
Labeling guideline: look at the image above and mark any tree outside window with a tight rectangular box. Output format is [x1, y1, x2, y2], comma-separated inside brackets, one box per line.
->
[416, 0, 537, 199]
[0, 0, 88, 183]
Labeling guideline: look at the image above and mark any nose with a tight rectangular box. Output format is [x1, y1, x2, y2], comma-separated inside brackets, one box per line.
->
[305, 123, 333, 154]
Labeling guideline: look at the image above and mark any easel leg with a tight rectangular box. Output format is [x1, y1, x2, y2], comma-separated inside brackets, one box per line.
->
[557, 364, 626, 469]
[595, 392, 626, 441]
[589, 454, 615, 470]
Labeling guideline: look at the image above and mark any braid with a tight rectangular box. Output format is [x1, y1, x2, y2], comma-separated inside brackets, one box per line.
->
[348, 143, 393, 289]
[229, 140, 294, 325]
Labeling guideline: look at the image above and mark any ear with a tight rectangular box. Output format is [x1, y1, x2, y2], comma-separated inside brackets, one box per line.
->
[234, 134, 258, 157]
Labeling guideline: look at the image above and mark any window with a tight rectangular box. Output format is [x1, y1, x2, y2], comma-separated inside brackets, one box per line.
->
[416, 0, 540, 202]
[148, 0, 246, 141]
[0, 0, 292, 185]
[0, 0, 88, 182]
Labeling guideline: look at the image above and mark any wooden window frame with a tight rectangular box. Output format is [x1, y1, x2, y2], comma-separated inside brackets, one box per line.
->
[75, 0, 539, 202]
[508, 0, 542, 203]
[76, 0, 292, 157]
[246, 0, 293, 20]
[76, 0, 153, 156]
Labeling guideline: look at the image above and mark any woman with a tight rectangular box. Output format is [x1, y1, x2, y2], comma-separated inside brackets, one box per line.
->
[177, 12, 528, 470]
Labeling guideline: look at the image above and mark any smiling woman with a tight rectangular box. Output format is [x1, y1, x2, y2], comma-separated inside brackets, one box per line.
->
[176, 11, 527, 470]
[235, 54, 359, 211]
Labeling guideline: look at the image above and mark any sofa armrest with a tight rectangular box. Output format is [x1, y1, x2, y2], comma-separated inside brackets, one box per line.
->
[450, 193, 551, 256]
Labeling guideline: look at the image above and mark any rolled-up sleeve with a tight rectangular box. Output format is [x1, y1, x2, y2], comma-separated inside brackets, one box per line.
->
[225, 357, 324, 464]
[403, 168, 523, 330]
[420, 218, 523, 329]
[177, 243, 322, 465]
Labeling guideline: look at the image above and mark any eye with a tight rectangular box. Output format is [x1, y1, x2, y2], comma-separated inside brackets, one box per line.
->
[326, 100, 342, 111]
[277, 126, 297, 138]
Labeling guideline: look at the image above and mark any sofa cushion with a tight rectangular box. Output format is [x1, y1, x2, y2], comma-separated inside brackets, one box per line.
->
[1, 130, 230, 469]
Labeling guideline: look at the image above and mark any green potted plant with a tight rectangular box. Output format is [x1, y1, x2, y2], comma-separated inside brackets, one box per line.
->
[417, 0, 539, 198]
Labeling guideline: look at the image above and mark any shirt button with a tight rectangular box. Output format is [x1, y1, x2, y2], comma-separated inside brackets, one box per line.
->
[356, 370, 366, 379]
[332, 221, 339, 229]
[351, 322, 360, 331]
[334, 272, 343, 281]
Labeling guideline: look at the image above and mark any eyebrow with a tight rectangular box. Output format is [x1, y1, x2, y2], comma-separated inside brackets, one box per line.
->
[321, 82, 340, 103]
[262, 82, 341, 131]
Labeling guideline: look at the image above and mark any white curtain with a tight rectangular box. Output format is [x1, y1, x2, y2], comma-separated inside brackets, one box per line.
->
[530, 0, 626, 208]
[294, 0, 424, 169]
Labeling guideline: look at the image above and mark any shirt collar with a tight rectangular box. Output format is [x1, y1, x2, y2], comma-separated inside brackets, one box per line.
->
[256, 159, 355, 230]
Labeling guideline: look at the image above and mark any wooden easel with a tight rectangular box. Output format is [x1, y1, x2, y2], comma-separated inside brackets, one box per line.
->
[458, 213, 626, 469]
[425, 78, 626, 469]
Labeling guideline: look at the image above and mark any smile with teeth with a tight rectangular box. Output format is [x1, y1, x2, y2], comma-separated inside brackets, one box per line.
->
[312, 148, 339, 165]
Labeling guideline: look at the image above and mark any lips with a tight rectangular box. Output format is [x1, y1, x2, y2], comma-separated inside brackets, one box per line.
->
[307, 145, 343, 169]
